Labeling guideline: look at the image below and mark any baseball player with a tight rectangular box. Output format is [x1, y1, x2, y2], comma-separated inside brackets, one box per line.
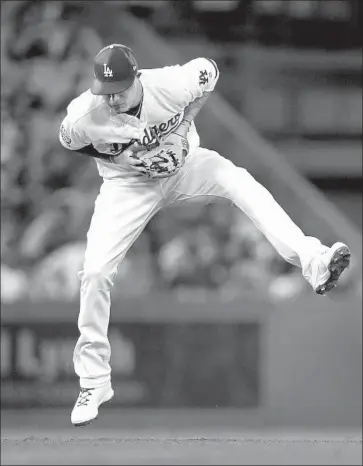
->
[59, 44, 351, 427]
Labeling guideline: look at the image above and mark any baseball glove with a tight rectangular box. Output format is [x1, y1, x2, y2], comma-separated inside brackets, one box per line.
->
[126, 132, 189, 179]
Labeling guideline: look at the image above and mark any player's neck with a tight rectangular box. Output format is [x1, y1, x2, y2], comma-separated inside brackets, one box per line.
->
[132, 79, 143, 108]
[126, 80, 143, 117]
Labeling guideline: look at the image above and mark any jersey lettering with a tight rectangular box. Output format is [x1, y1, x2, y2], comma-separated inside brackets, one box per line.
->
[141, 113, 182, 147]
[199, 69, 209, 86]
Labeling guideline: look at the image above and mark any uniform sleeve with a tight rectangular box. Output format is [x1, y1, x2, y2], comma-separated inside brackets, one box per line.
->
[180, 57, 220, 103]
[59, 115, 90, 150]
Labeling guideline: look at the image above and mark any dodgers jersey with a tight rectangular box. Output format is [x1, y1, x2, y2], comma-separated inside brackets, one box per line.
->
[59, 58, 219, 179]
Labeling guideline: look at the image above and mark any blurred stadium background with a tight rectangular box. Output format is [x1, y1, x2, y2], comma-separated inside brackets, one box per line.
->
[1, 1, 362, 464]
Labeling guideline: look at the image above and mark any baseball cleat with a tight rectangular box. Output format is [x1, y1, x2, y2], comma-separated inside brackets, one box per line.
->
[306, 242, 351, 296]
[71, 384, 114, 427]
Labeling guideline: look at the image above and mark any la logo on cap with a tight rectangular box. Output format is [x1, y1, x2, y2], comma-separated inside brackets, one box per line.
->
[91, 43, 138, 95]
[103, 64, 113, 78]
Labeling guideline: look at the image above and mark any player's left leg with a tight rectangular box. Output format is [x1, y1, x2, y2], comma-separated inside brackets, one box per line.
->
[161, 147, 350, 295]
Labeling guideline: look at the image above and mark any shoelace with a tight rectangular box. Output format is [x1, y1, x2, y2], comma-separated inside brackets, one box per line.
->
[76, 388, 94, 407]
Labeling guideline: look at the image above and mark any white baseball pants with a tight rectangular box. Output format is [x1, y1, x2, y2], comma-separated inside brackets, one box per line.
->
[74, 147, 324, 388]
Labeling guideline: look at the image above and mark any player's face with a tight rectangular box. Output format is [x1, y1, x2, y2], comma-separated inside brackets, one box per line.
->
[104, 79, 139, 113]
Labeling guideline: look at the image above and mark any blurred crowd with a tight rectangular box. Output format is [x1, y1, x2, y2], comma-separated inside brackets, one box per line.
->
[1, 0, 104, 302]
[2, 1, 347, 304]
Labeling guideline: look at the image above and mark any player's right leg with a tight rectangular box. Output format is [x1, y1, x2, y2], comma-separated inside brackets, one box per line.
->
[71, 178, 165, 426]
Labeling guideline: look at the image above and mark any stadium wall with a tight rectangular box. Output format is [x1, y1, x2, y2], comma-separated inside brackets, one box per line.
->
[1, 295, 361, 428]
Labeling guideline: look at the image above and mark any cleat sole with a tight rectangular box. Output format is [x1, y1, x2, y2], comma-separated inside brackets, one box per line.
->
[316, 246, 351, 295]
[74, 417, 97, 428]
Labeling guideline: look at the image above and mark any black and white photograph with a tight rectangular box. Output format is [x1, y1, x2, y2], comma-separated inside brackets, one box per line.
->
[1, 1, 362, 464]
